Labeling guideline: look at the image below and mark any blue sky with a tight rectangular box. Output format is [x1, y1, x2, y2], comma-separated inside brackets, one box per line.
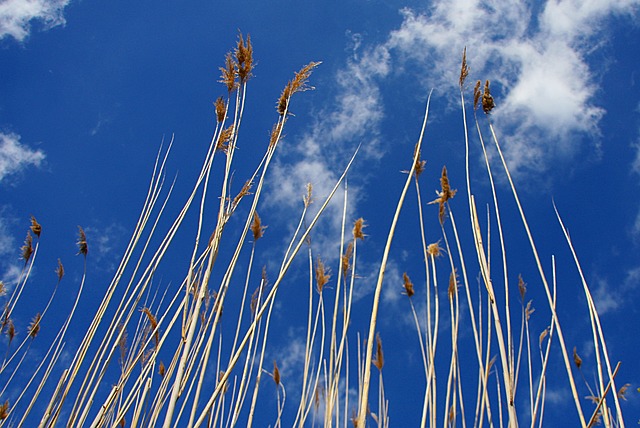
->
[1, 0, 640, 426]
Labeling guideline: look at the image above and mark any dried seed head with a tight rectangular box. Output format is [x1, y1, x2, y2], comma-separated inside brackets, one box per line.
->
[473, 80, 482, 110]
[315, 258, 330, 293]
[617, 383, 630, 400]
[269, 121, 284, 149]
[159, 361, 166, 377]
[0, 282, 4, 296]
[372, 332, 384, 371]
[573, 347, 582, 369]
[217, 125, 234, 152]
[402, 272, 414, 298]
[414, 147, 426, 178]
[6, 319, 15, 344]
[429, 167, 457, 224]
[427, 241, 443, 258]
[119, 416, 126, 427]
[273, 360, 281, 386]
[231, 179, 252, 209]
[440, 166, 456, 202]
[276, 61, 321, 115]
[518, 274, 527, 300]
[539, 327, 549, 347]
[353, 218, 366, 240]
[304, 183, 313, 208]
[214, 96, 226, 123]
[251, 211, 265, 241]
[30, 215, 41, 238]
[459, 47, 469, 87]
[77, 226, 88, 256]
[118, 324, 127, 366]
[21, 232, 33, 263]
[525, 300, 535, 321]
[341, 242, 353, 277]
[482, 80, 495, 114]
[28, 313, 41, 338]
[142, 307, 159, 350]
[0, 401, 8, 420]
[448, 269, 458, 299]
[235, 33, 253, 84]
[219, 52, 237, 93]
[56, 259, 64, 282]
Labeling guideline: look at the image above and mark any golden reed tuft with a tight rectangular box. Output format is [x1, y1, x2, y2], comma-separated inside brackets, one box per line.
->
[250, 211, 265, 241]
[482, 80, 495, 114]
[402, 272, 415, 298]
[315, 258, 330, 293]
[372, 332, 384, 371]
[459, 47, 469, 88]
[77, 226, 88, 256]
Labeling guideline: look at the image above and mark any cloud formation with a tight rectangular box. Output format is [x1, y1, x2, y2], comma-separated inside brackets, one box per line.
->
[0, 132, 45, 183]
[0, 0, 70, 42]
[266, 0, 638, 262]
[384, 0, 638, 174]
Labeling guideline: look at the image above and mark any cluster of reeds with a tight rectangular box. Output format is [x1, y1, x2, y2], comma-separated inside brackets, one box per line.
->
[0, 38, 627, 427]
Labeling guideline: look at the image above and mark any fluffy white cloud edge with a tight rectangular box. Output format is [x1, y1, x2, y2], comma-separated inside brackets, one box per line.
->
[0, 0, 70, 41]
[0, 132, 45, 183]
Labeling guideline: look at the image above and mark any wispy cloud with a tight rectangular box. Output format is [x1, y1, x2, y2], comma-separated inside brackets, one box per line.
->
[267, 0, 637, 261]
[384, 1, 637, 175]
[0, 132, 45, 184]
[0, 0, 70, 42]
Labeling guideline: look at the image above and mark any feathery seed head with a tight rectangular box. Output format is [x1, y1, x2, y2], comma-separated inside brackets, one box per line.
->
[251, 211, 265, 241]
[141, 308, 159, 350]
[219, 52, 237, 93]
[217, 125, 234, 152]
[273, 360, 281, 386]
[413, 147, 426, 178]
[315, 258, 330, 293]
[235, 33, 253, 84]
[21, 232, 33, 263]
[372, 332, 384, 371]
[277, 61, 321, 116]
[214, 96, 226, 123]
[473, 80, 482, 110]
[341, 242, 354, 277]
[402, 272, 414, 297]
[30, 215, 41, 238]
[427, 241, 443, 257]
[573, 346, 582, 369]
[77, 226, 88, 256]
[29, 313, 41, 338]
[6, 319, 15, 343]
[459, 47, 469, 87]
[353, 218, 366, 240]
[303, 183, 313, 208]
[269, 121, 284, 149]
[0, 401, 8, 420]
[518, 274, 527, 300]
[56, 259, 64, 282]
[448, 269, 458, 299]
[482, 80, 495, 114]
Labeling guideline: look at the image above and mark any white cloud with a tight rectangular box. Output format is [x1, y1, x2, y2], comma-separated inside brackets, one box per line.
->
[0, 0, 70, 42]
[592, 278, 620, 315]
[384, 1, 638, 176]
[0, 132, 45, 184]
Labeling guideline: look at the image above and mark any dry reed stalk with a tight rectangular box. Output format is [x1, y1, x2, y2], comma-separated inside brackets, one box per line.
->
[554, 204, 624, 425]
[484, 116, 587, 426]
[357, 92, 432, 427]
[193, 147, 359, 428]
